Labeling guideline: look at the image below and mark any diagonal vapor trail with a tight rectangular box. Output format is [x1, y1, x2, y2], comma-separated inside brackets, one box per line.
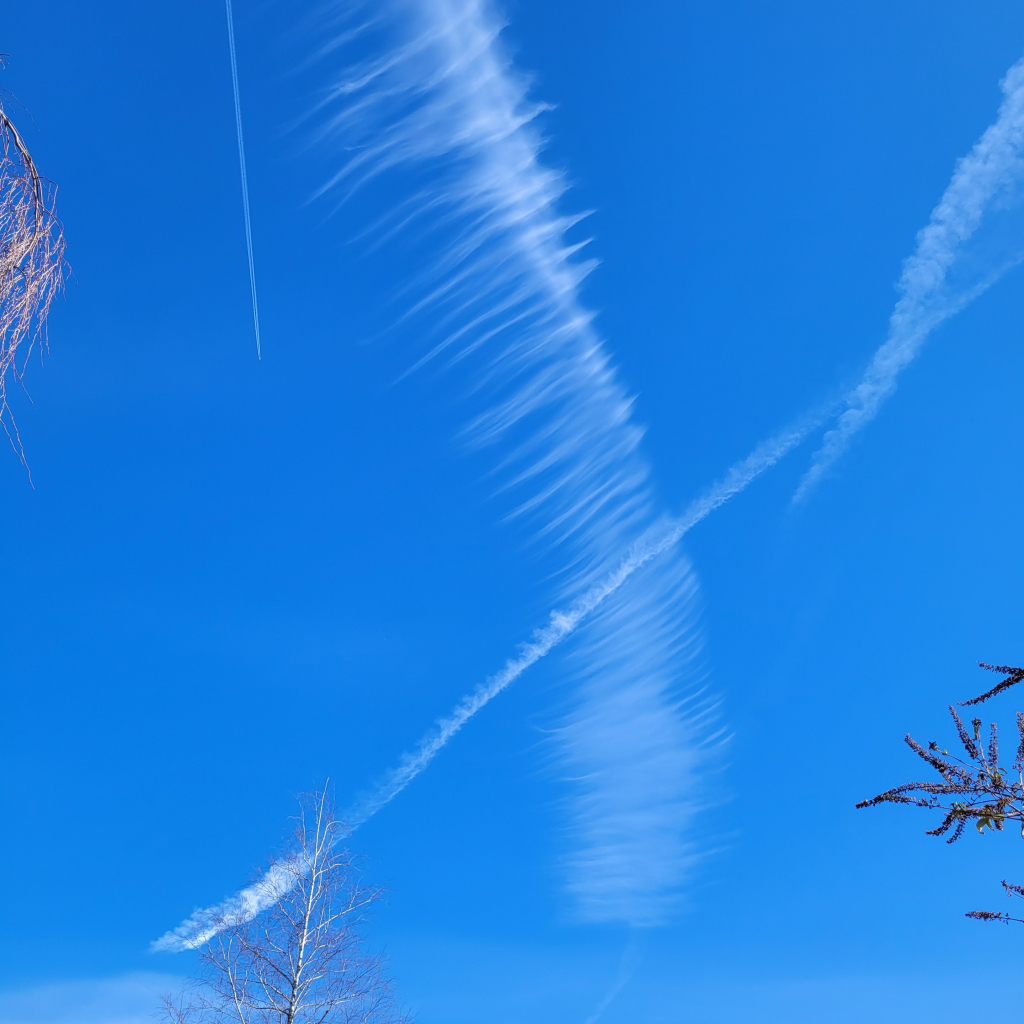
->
[225, 0, 262, 359]
[343, 408, 820, 828]
[153, 410, 819, 952]
[155, 13, 1024, 960]
[582, 933, 642, 1024]
[795, 53, 1024, 500]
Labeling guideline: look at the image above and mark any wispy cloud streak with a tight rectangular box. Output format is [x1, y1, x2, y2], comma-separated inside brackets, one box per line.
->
[345, 410, 817, 827]
[308, 0, 663, 590]
[0, 974, 183, 1024]
[307, 0, 711, 928]
[158, 0, 845, 949]
[559, 548, 711, 926]
[796, 55, 1024, 499]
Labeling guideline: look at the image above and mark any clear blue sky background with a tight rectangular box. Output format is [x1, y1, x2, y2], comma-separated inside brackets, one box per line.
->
[3, 2, 1024, 1022]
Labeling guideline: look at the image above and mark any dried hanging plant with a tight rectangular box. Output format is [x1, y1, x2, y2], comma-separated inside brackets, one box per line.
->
[858, 662, 1024, 923]
[0, 78, 66, 474]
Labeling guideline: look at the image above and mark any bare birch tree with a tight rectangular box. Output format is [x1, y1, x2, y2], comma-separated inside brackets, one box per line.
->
[164, 790, 408, 1024]
[0, 66, 66, 469]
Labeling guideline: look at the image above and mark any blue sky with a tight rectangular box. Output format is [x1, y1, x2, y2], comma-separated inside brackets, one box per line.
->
[3, 1, 1024, 1021]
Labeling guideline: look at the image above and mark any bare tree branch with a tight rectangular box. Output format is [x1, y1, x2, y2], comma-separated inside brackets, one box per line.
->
[163, 789, 408, 1024]
[0, 67, 66, 474]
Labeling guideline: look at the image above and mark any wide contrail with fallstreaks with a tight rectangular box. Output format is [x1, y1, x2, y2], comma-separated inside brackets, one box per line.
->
[153, 410, 819, 952]
[154, 5, 1024, 957]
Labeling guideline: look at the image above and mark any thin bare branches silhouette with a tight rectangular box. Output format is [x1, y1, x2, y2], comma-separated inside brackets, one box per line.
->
[161, 789, 407, 1024]
[0, 73, 66, 473]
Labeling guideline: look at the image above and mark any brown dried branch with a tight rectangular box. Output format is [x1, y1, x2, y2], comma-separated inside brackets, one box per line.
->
[855, 704, 1022, 844]
[966, 881, 1024, 926]
[859, 662, 1024, 926]
[959, 663, 1024, 707]
[0, 87, 66, 474]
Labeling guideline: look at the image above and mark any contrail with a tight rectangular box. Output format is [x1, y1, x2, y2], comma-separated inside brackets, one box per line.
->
[311, 0, 715, 923]
[795, 53, 1024, 500]
[153, 410, 819, 953]
[155, 19, 1024, 958]
[582, 933, 642, 1024]
[342, 406, 820, 828]
[225, 0, 262, 359]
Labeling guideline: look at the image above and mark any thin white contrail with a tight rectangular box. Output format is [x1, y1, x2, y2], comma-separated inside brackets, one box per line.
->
[341, 407, 819, 828]
[582, 933, 642, 1024]
[795, 54, 1024, 500]
[225, 0, 262, 359]
[153, 411, 817, 953]
[156, 24, 1024, 959]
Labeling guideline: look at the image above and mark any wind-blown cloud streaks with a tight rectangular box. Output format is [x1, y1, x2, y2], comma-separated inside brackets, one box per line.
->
[158, 7, 1024, 957]
[308, 0, 720, 929]
[344, 410, 817, 829]
[159, 0, 697, 950]
[796, 55, 1024, 499]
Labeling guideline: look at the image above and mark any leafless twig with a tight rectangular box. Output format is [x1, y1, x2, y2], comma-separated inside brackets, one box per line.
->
[0, 73, 66, 474]
[162, 788, 408, 1024]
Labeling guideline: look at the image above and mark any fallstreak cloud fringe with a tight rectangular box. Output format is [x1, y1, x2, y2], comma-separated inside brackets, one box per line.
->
[154, 413, 816, 951]
[154, 10, 1024, 954]
[312, 0, 717, 928]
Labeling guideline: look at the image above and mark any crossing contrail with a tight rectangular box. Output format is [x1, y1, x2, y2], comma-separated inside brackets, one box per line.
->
[156, 9, 1024, 959]
[225, 0, 262, 359]
[152, 409, 819, 953]
[795, 54, 1024, 500]
[582, 932, 642, 1024]
[341, 408, 819, 828]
